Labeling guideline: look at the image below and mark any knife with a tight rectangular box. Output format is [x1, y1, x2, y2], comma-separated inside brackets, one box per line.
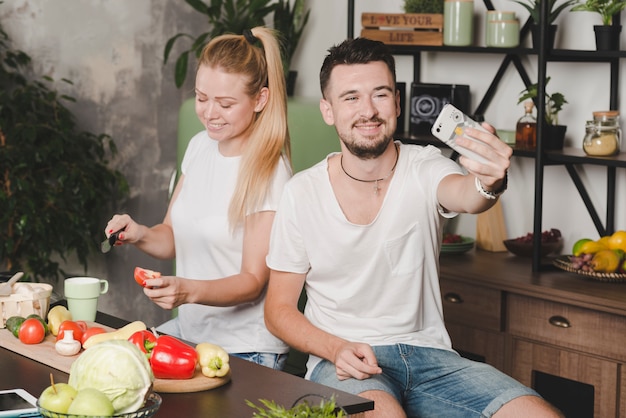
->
[100, 229, 123, 253]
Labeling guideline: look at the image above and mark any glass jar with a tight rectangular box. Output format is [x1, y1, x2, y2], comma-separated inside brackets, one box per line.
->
[582, 110, 622, 156]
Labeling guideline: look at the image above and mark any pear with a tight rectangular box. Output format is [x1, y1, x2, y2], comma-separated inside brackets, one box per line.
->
[67, 388, 114, 417]
[38, 375, 77, 414]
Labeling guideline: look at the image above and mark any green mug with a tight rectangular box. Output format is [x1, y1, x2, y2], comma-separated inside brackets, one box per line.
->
[64, 277, 109, 321]
[444, 0, 474, 46]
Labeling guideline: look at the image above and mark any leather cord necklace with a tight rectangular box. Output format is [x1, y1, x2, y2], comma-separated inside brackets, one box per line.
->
[340, 144, 399, 195]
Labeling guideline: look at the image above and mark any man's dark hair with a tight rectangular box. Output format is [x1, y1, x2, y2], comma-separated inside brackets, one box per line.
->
[319, 37, 396, 98]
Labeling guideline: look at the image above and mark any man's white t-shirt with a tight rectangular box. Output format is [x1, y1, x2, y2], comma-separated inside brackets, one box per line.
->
[170, 131, 290, 353]
[266, 142, 463, 375]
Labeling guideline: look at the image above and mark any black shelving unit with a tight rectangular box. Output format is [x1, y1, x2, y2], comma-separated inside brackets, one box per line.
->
[347, 0, 625, 271]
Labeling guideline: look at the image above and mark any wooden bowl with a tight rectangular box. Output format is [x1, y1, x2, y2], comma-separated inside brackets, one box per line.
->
[503, 238, 563, 258]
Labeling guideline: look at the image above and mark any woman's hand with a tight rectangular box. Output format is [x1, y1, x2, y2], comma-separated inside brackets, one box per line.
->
[104, 214, 144, 246]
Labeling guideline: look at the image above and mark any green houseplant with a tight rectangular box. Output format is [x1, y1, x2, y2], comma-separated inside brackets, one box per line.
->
[0, 17, 128, 283]
[163, 0, 277, 88]
[517, 76, 568, 149]
[571, 0, 626, 49]
[510, 0, 577, 48]
[518, 77, 567, 125]
[246, 395, 347, 417]
[403, 0, 444, 14]
[571, 0, 626, 24]
[273, 0, 310, 95]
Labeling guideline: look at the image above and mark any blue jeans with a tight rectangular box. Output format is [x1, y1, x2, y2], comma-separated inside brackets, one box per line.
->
[232, 352, 287, 370]
[310, 344, 540, 418]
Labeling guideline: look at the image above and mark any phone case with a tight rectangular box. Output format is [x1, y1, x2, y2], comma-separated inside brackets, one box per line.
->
[431, 103, 489, 164]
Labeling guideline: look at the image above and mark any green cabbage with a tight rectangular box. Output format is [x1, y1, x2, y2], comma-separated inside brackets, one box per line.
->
[68, 340, 154, 413]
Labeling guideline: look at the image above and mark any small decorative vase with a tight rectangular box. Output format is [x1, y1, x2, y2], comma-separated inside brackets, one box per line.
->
[594, 25, 622, 51]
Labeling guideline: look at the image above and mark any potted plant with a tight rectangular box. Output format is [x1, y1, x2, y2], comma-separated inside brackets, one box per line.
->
[518, 76, 568, 149]
[163, 0, 277, 89]
[273, 0, 310, 96]
[247, 395, 347, 417]
[404, 0, 444, 14]
[571, 0, 626, 50]
[0, 19, 128, 284]
[510, 0, 577, 48]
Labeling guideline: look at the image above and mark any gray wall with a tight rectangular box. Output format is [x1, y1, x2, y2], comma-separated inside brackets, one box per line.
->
[1, 1, 208, 326]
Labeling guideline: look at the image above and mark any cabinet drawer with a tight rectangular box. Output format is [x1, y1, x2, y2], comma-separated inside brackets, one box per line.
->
[440, 279, 502, 332]
[508, 294, 626, 362]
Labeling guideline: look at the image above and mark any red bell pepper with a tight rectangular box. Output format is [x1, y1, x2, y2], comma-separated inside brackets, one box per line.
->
[149, 335, 197, 379]
[128, 330, 157, 357]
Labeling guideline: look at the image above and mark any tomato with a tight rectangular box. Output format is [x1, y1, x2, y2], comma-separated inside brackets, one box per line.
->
[56, 320, 88, 343]
[18, 318, 46, 344]
[81, 326, 107, 346]
[134, 267, 161, 287]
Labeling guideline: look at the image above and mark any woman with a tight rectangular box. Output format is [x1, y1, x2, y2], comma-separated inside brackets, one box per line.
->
[104, 27, 292, 369]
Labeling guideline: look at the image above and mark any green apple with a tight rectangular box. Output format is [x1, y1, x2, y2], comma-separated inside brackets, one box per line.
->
[38, 382, 77, 413]
[67, 388, 115, 417]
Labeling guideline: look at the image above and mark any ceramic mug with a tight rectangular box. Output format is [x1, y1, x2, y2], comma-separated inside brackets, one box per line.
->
[444, 0, 474, 46]
[64, 277, 109, 321]
[486, 19, 520, 48]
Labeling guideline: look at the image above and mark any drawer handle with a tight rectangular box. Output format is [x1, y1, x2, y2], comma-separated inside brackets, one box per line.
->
[444, 293, 463, 304]
[548, 315, 571, 328]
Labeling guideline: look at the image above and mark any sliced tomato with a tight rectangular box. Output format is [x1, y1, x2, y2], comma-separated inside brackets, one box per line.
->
[81, 326, 107, 346]
[56, 320, 88, 343]
[18, 318, 46, 344]
[134, 267, 161, 287]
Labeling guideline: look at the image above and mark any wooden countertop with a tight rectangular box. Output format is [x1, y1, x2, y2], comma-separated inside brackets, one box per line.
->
[440, 249, 626, 316]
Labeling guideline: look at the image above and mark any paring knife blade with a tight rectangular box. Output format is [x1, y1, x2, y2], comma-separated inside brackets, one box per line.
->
[100, 229, 123, 253]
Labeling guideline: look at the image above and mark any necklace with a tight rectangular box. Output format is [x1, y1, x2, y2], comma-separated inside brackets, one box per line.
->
[340, 144, 399, 195]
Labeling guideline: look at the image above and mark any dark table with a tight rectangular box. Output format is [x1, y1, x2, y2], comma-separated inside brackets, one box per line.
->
[0, 309, 373, 417]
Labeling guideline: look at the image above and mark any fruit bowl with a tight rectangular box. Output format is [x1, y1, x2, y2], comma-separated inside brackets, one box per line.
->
[503, 238, 563, 258]
[37, 392, 162, 418]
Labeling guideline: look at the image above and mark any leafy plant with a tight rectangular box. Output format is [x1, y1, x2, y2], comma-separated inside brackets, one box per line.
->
[0, 17, 128, 282]
[163, 0, 277, 88]
[273, 0, 310, 76]
[246, 396, 347, 418]
[571, 0, 626, 25]
[517, 77, 568, 125]
[511, 0, 577, 24]
[403, 0, 444, 14]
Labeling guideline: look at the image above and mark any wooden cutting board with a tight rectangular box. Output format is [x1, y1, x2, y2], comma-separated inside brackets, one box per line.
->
[476, 199, 508, 252]
[0, 324, 229, 393]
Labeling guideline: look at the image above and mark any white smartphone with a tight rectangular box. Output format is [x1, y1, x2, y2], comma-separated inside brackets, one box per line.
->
[0, 389, 38, 417]
[431, 103, 490, 164]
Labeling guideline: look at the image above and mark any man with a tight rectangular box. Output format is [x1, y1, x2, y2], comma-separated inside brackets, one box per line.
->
[265, 37, 562, 417]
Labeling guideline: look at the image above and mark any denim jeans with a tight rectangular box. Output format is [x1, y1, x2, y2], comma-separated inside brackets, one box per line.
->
[232, 352, 287, 371]
[310, 344, 540, 417]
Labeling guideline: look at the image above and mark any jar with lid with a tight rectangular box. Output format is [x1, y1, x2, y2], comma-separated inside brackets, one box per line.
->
[582, 111, 622, 156]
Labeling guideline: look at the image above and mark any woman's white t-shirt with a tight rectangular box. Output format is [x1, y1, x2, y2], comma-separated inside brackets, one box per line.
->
[170, 131, 290, 353]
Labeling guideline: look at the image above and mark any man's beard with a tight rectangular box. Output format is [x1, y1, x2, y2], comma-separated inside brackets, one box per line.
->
[339, 118, 394, 160]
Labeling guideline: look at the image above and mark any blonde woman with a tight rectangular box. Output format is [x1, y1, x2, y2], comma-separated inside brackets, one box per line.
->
[105, 27, 292, 369]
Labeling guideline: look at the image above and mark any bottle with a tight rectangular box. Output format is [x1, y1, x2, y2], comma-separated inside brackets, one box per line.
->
[515, 100, 537, 150]
[582, 110, 621, 156]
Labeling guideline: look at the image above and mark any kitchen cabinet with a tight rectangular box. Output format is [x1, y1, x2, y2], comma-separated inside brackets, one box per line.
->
[345, 1, 626, 271]
[439, 250, 626, 417]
